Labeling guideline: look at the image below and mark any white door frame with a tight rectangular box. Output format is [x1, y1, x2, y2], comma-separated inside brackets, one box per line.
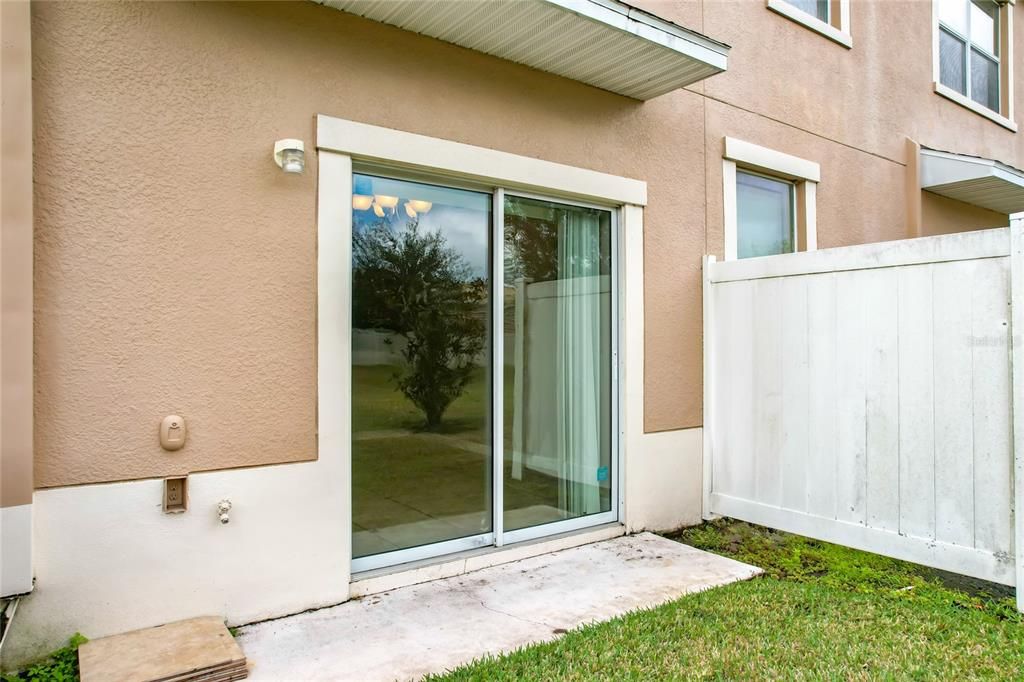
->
[497, 189, 620, 547]
[315, 115, 645, 574]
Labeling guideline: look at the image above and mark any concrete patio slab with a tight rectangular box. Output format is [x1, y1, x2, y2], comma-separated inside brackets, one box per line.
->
[236, 532, 761, 681]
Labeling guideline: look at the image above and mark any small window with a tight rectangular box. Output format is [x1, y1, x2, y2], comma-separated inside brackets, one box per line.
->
[937, 0, 1003, 115]
[722, 138, 819, 262]
[736, 171, 796, 259]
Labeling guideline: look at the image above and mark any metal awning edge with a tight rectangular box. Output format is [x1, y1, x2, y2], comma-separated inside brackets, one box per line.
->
[920, 147, 1024, 215]
[315, 0, 729, 100]
[549, 0, 729, 71]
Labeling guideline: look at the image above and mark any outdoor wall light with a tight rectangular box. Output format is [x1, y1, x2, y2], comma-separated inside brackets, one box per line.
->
[273, 138, 305, 174]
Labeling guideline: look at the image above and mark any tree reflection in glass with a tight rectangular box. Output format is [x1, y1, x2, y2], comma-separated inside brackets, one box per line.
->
[351, 174, 491, 559]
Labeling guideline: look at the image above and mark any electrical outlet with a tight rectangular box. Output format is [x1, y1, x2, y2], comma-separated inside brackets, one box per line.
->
[163, 477, 188, 513]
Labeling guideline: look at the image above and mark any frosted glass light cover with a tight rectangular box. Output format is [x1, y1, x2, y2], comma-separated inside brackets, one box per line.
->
[280, 148, 304, 174]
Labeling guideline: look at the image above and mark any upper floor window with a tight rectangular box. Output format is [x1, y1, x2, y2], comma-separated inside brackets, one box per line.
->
[767, 0, 852, 48]
[788, 0, 829, 22]
[933, 0, 1016, 131]
[939, 0, 1000, 110]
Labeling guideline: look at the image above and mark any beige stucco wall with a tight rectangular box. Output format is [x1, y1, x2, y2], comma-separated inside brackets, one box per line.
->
[2, 0, 34, 508]
[921, 192, 1010, 236]
[33, 1, 1024, 486]
[693, 0, 1023, 165]
[633, 0, 1023, 431]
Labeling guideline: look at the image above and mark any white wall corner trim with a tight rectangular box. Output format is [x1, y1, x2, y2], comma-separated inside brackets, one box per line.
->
[1, 504, 32, 596]
[766, 0, 852, 48]
[803, 181, 818, 251]
[621, 203, 647, 531]
[722, 160, 739, 262]
[316, 115, 647, 206]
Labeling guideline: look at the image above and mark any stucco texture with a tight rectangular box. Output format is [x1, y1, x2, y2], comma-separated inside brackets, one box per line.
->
[921, 192, 1010, 235]
[32, 1, 1024, 486]
[32, 1, 708, 486]
[697, 0, 1024, 165]
[33, 2, 325, 486]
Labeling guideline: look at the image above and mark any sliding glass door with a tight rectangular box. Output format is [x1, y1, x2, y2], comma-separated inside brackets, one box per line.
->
[501, 195, 615, 538]
[351, 173, 616, 572]
[351, 174, 493, 569]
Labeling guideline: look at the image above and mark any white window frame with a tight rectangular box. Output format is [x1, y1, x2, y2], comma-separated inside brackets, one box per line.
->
[932, 0, 1017, 131]
[723, 137, 820, 261]
[767, 0, 853, 48]
[316, 115, 644, 573]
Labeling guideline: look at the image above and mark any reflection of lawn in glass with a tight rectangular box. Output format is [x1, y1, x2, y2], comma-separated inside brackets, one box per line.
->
[352, 364, 561, 559]
[352, 364, 493, 443]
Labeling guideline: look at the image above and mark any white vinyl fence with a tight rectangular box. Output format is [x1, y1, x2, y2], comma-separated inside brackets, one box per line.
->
[703, 221, 1024, 610]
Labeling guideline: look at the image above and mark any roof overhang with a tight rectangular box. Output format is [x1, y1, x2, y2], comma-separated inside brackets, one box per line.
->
[920, 147, 1024, 215]
[316, 0, 729, 100]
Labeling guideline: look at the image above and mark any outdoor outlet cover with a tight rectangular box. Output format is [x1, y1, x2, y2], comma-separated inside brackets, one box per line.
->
[160, 415, 187, 451]
[163, 477, 188, 513]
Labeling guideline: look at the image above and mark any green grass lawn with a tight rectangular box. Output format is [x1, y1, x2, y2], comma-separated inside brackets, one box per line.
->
[429, 519, 1024, 681]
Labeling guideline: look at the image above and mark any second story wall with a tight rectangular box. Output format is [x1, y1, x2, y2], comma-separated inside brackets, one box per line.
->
[635, 0, 1022, 429]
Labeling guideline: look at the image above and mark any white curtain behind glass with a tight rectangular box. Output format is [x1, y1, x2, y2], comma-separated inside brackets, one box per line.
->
[555, 209, 603, 516]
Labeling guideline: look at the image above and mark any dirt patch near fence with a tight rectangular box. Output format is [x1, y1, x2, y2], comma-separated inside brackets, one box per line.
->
[667, 517, 1019, 622]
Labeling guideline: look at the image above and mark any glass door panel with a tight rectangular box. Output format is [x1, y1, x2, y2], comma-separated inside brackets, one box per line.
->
[351, 173, 492, 561]
[501, 195, 614, 532]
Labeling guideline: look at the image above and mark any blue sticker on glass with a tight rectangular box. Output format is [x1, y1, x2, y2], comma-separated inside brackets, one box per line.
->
[596, 466, 609, 482]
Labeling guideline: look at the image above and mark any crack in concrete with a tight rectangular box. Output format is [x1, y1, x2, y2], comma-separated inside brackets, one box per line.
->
[477, 599, 555, 631]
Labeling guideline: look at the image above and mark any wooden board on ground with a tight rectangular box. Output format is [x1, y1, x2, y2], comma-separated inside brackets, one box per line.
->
[78, 616, 247, 682]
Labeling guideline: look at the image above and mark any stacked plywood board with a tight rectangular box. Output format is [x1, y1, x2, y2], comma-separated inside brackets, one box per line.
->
[78, 616, 247, 682]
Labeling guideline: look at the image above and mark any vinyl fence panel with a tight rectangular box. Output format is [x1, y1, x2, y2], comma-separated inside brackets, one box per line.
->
[704, 226, 1022, 602]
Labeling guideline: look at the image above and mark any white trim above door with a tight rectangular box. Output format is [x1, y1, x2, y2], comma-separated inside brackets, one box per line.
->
[316, 115, 647, 207]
